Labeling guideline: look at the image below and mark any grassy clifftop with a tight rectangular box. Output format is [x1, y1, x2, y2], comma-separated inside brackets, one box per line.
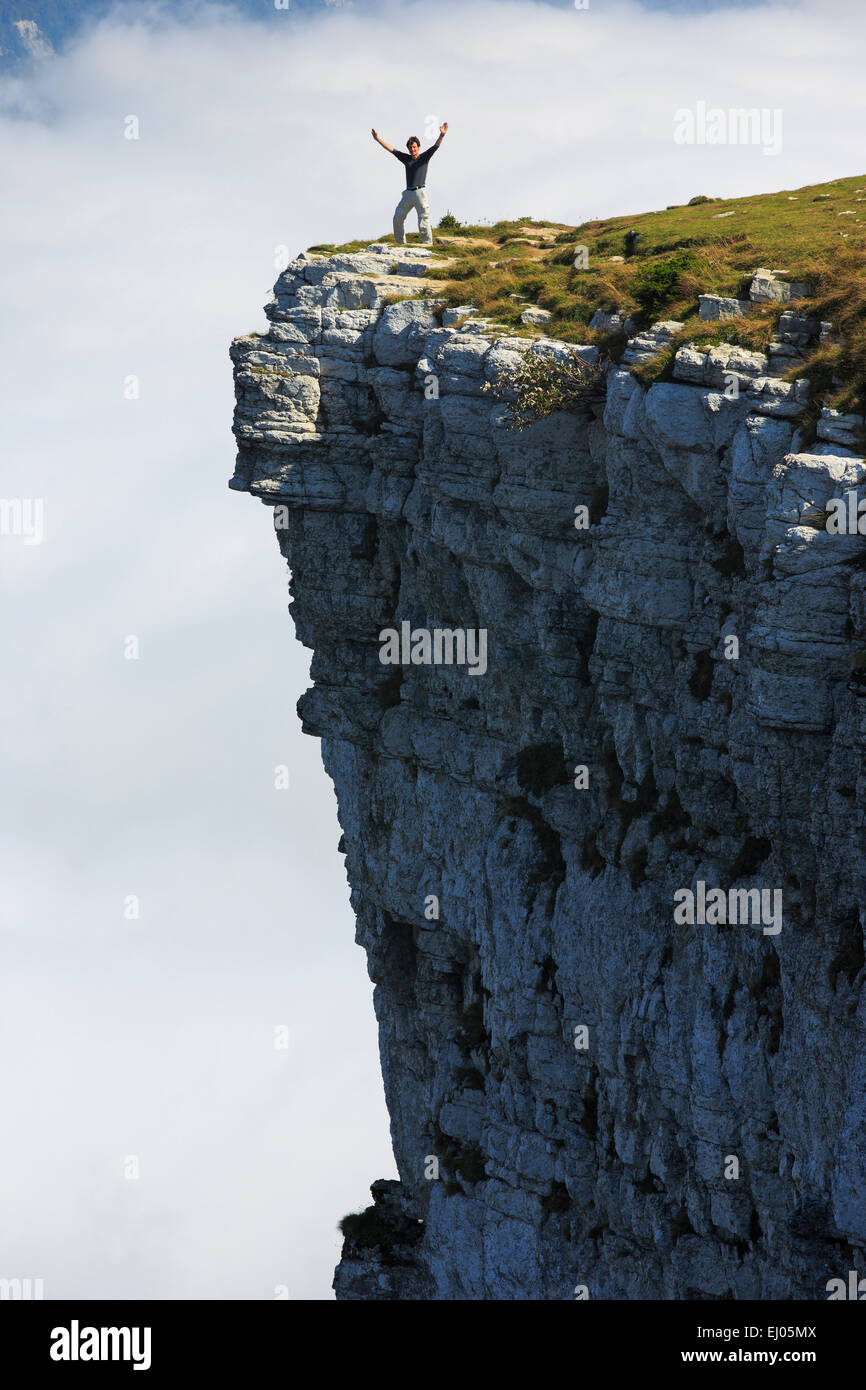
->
[310, 173, 866, 415]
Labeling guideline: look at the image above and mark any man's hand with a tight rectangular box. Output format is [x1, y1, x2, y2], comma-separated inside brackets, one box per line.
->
[372, 127, 394, 152]
[439, 122, 448, 137]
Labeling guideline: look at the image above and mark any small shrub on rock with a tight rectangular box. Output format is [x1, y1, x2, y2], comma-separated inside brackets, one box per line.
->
[632, 250, 699, 318]
[437, 210, 462, 231]
[483, 347, 607, 428]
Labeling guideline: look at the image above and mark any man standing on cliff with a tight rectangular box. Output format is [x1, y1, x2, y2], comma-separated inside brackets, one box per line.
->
[371, 123, 448, 246]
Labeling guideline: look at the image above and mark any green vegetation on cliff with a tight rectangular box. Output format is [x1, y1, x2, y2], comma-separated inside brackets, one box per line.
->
[311, 174, 866, 415]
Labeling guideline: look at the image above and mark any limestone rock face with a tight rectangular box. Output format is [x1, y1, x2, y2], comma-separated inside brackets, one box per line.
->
[749, 268, 813, 304]
[750, 268, 817, 304]
[520, 306, 553, 325]
[231, 247, 866, 1301]
[698, 294, 751, 322]
[589, 308, 636, 336]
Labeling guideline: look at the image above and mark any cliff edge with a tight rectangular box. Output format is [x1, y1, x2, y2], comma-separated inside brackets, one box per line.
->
[230, 230, 866, 1300]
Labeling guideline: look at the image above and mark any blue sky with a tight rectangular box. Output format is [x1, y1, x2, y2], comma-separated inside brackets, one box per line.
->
[1, 0, 863, 1301]
[0, 0, 782, 69]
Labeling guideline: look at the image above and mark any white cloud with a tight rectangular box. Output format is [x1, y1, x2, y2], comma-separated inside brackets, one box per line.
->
[0, 0, 861, 1299]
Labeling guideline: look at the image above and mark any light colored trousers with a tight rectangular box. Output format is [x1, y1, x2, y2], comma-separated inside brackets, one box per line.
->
[393, 187, 432, 245]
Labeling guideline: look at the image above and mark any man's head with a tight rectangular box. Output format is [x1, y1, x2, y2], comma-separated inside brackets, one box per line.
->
[406, 137, 421, 157]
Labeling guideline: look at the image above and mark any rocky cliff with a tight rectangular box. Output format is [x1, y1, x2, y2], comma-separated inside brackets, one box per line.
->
[230, 241, 866, 1300]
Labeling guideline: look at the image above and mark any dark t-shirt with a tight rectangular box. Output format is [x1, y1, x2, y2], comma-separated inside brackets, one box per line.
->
[392, 143, 439, 189]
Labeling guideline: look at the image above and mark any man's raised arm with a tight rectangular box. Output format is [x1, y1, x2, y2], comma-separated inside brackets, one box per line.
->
[421, 121, 449, 159]
[371, 128, 395, 153]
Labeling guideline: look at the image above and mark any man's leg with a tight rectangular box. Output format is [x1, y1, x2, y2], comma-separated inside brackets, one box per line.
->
[415, 189, 433, 245]
[393, 189, 412, 244]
